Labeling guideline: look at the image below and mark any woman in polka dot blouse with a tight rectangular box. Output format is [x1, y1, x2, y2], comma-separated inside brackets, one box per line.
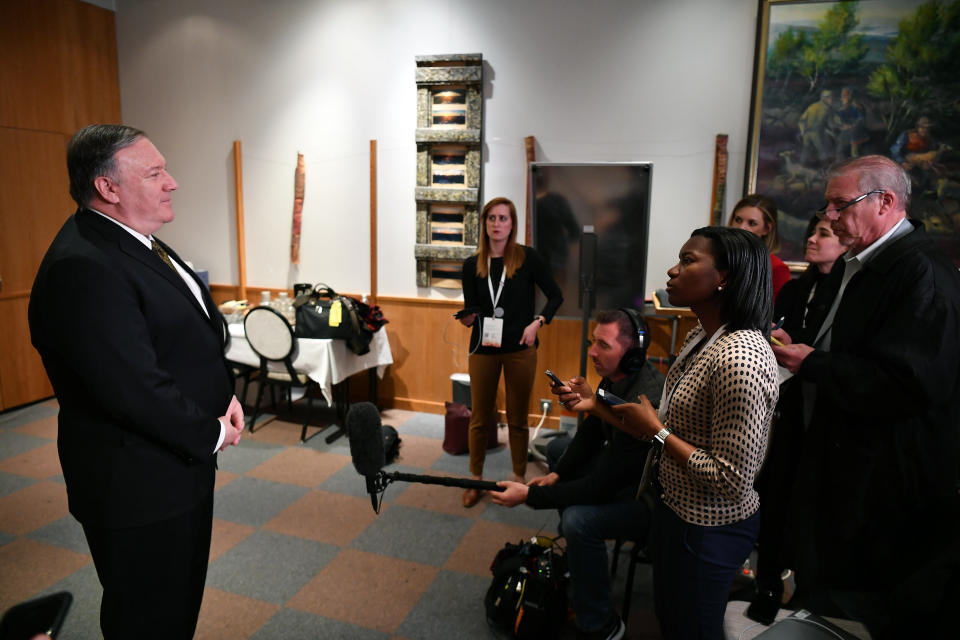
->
[556, 227, 779, 639]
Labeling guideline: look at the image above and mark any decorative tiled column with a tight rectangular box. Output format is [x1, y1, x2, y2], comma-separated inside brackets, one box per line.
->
[414, 53, 483, 288]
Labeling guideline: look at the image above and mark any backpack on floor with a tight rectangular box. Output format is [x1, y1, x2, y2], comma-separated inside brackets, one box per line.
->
[485, 536, 569, 639]
[383, 424, 401, 464]
[442, 401, 498, 455]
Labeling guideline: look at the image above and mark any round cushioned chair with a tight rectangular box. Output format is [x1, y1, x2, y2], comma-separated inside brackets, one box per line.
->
[243, 305, 318, 437]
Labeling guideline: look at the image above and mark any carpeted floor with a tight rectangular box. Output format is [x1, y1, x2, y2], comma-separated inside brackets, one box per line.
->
[0, 395, 663, 639]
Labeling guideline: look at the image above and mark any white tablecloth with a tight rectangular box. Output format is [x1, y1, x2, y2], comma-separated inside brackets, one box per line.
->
[225, 323, 393, 405]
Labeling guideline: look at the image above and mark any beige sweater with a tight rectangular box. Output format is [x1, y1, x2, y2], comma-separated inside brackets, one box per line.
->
[658, 326, 779, 526]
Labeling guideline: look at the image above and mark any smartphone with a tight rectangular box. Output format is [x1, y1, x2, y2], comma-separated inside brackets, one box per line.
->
[544, 369, 564, 387]
[0, 591, 72, 639]
[597, 388, 627, 406]
[453, 306, 481, 319]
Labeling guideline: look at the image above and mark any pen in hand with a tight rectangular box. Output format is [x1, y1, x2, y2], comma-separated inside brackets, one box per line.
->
[770, 316, 785, 346]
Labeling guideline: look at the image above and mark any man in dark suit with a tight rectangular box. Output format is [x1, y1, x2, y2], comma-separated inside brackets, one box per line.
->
[771, 155, 960, 637]
[29, 124, 244, 639]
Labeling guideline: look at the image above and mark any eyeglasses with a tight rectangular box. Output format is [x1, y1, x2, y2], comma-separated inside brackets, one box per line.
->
[816, 190, 884, 220]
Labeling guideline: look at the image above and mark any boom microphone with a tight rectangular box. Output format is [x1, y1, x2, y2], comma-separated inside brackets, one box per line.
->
[346, 402, 506, 513]
[346, 402, 385, 513]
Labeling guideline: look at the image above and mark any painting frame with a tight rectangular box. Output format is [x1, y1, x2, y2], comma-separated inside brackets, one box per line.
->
[745, 0, 960, 267]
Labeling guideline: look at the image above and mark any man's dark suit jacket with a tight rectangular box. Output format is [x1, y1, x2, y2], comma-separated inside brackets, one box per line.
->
[791, 221, 960, 595]
[29, 208, 233, 529]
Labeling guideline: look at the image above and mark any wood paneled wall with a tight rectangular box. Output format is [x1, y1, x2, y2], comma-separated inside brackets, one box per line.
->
[0, 0, 122, 410]
[210, 285, 697, 427]
[0, 0, 122, 134]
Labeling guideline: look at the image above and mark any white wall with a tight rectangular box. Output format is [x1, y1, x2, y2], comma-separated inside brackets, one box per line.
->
[115, 0, 759, 299]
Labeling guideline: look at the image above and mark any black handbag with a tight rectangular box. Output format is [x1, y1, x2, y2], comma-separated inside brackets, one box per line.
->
[293, 283, 373, 354]
[485, 536, 568, 639]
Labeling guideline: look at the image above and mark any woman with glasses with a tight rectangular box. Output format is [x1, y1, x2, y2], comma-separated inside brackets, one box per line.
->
[728, 194, 791, 300]
[555, 227, 779, 639]
[458, 197, 563, 508]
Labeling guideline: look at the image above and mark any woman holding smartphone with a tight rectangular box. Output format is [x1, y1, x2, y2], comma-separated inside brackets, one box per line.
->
[459, 197, 563, 508]
[556, 227, 779, 639]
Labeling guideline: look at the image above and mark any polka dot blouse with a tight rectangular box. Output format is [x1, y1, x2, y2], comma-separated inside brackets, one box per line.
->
[658, 326, 779, 526]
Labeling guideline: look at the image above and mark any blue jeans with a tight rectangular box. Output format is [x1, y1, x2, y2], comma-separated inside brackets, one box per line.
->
[562, 499, 652, 632]
[651, 500, 760, 639]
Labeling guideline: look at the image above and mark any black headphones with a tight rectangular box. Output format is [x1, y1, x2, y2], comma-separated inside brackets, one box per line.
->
[617, 307, 648, 373]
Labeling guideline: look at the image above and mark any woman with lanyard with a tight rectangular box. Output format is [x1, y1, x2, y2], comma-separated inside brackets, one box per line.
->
[555, 227, 779, 638]
[773, 215, 846, 340]
[459, 197, 563, 509]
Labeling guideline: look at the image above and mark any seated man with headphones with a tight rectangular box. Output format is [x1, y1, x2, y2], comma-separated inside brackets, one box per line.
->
[490, 308, 665, 640]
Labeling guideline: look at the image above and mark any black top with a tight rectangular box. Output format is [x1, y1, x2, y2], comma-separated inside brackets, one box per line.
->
[461, 245, 563, 354]
[525, 362, 666, 510]
[774, 268, 832, 344]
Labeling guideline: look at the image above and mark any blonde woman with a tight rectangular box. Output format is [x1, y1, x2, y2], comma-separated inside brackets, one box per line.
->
[728, 194, 791, 299]
[458, 197, 563, 508]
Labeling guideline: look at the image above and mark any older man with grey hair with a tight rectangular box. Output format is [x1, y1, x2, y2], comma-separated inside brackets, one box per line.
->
[771, 155, 960, 637]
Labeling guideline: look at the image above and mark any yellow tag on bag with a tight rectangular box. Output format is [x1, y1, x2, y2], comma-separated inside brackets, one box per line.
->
[329, 300, 342, 327]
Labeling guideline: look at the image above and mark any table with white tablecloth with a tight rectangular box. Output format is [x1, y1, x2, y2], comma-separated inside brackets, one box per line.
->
[225, 323, 392, 439]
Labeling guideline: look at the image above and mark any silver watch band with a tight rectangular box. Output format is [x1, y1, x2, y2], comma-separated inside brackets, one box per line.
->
[654, 427, 672, 445]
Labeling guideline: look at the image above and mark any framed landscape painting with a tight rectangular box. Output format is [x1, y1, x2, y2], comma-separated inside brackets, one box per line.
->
[745, 0, 960, 265]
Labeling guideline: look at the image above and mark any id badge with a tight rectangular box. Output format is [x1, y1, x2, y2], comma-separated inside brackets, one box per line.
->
[481, 316, 504, 347]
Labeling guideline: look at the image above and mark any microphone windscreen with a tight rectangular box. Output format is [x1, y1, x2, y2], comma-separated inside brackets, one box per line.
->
[347, 401, 385, 477]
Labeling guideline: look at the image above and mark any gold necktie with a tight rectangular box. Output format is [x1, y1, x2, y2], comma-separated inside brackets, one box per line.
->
[151, 239, 177, 273]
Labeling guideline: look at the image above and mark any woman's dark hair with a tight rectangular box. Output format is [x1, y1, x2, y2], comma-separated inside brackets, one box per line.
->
[801, 213, 820, 244]
[796, 214, 823, 284]
[691, 226, 773, 334]
[67, 124, 146, 207]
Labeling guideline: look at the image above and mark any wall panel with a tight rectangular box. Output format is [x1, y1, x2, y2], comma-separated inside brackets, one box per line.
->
[0, 0, 121, 133]
[0, 0, 121, 410]
[0, 297, 52, 408]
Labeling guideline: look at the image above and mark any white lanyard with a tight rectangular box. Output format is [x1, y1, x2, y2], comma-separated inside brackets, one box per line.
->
[658, 324, 727, 422]
[487, 257, 506, 313]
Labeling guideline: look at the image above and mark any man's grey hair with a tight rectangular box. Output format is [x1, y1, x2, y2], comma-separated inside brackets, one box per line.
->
[827, 155, 911, 210]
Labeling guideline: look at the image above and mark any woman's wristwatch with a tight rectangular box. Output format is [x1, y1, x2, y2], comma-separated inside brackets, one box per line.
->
[653, 427, 672, 445]
[535, 315, 544, 327]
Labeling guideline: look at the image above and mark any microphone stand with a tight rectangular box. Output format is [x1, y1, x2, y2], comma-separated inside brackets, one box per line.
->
[373, 470, 501, 493]
[578, 229, 597, 426]
[365, 470, 502, 513]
